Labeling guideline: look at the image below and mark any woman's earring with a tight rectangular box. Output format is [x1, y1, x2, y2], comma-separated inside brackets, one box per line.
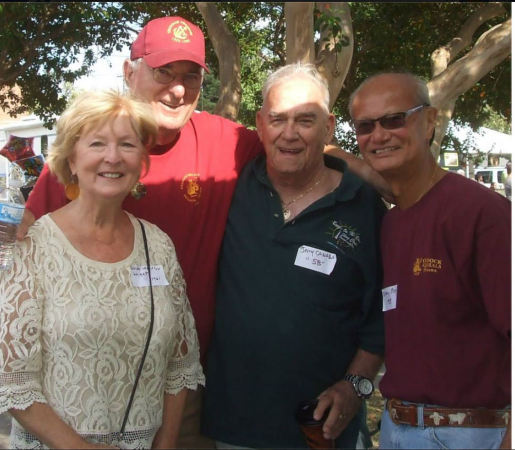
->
[65, 174, 80, 201]
[130, 181, 146, 200]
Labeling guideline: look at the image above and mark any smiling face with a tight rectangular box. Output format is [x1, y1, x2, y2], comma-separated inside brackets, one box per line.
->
[350, 74, 436, 177]
[124, 59, 201, 144]
[68, 114, 145, 202]
[256, 75, 335, 180]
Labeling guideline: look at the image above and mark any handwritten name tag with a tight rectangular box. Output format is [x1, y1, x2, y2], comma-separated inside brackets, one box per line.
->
[131, 265, 169, 287]
[294, 245, 337, 275]
[382, 285, 398, 311]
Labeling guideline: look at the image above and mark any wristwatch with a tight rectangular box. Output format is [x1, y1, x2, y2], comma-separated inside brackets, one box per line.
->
[343, 374, 374, 399]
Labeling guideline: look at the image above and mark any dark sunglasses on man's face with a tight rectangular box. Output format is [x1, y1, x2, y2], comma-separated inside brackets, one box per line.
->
[353, 104, 429, 136]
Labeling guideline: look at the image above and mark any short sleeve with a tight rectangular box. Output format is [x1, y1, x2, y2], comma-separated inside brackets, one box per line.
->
[164, 262, 205, 394]
[25, 164, 68, 220]
[0, 235, 47, 414]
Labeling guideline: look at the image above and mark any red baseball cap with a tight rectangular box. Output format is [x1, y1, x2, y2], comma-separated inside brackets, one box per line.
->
[131, 16, 209, 72]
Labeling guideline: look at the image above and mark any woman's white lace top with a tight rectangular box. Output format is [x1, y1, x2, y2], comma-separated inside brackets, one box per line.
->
[0, 213, 205, 449]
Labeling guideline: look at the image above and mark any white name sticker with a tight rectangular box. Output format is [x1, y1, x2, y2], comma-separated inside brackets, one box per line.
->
[131, 265, 169, 287]
[294, 245, 337, 275]
[382, 285, 398, 311]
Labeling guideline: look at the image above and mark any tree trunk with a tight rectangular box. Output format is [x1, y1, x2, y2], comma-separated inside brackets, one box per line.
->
[285, 3, 315, 63]
[196, 2, 242, 120]
[314, 2, 353, 110]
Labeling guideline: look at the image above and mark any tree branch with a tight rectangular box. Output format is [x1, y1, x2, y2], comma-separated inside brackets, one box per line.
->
[285, 2, 315, 63]
[431, 3, 506, 76]
[314, 2, 353, 109]
[428, 18, 511, 106]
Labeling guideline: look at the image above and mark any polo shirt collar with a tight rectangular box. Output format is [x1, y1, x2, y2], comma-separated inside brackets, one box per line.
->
[253, 153, 365, 203]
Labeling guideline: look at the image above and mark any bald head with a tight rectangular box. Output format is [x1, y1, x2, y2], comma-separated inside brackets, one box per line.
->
[349, 73, 430, 118]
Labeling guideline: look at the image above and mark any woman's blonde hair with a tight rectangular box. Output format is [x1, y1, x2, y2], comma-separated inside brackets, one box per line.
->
[47, 89, 157, 185]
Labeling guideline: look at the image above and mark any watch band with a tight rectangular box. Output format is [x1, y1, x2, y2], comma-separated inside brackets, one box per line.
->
[343, 374, 374, 399]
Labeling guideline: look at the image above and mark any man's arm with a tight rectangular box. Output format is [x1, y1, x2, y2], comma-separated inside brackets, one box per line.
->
[17, 164, 68, 240]
[313, 348, 384, 440]
[324, 145, 393, 203]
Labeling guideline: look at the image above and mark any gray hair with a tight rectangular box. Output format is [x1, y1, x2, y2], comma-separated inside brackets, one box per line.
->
[348, 72, 430, 117]
[262, 63, 330, 113]
[125, 58, 205, 86]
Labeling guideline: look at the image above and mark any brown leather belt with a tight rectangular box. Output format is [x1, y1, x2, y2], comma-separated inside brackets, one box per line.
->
[387, 398, 510, 428]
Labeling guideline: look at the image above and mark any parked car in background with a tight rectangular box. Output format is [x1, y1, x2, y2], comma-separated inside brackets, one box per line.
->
[474, 166, 507, 190]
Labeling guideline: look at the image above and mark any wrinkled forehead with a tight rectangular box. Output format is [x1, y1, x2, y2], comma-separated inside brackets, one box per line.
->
[264, 77, 328, 115]
[352, 75, 418, 117]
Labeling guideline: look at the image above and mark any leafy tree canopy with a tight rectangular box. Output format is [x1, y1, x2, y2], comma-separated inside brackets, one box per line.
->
[0, 2, 510, 134]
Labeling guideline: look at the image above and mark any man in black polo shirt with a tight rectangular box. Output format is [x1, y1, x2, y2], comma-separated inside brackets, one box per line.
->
[202, 63, 385, 449]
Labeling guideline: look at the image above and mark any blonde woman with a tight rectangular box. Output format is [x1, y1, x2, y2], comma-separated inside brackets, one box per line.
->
[0, 90, 204, 449]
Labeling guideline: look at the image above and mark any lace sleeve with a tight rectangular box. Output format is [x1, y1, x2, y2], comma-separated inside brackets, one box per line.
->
[0, 236, 47, 414]
[165, 266, 205, 395]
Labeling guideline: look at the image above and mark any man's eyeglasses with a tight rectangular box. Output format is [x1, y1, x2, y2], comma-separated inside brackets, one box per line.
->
[353, 104, 429, 136]
[152, 66, 203, 89]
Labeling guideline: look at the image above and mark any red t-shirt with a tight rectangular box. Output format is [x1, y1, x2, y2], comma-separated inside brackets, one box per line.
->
[379, 173, 511, 408]
[26, 111, 263, 361]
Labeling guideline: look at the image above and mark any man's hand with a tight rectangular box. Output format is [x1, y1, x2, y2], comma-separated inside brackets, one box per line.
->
[16, 209, 35, 240]
[313, 379, 361, 441]
[324, 145, 394, 203]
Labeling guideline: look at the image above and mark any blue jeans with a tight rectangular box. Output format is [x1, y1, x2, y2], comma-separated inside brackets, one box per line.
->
[379, 405, 506, 449]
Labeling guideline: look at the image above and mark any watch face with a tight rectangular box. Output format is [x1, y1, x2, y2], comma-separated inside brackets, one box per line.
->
[358, 378, 374, 396]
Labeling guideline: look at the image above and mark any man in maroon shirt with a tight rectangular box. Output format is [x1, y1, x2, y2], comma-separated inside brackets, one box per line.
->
[349, 72, 511, 449]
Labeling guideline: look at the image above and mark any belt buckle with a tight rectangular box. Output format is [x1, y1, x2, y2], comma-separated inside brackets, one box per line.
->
[388, 398, 417, 426]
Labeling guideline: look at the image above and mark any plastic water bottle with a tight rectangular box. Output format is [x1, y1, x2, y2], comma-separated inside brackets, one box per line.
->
[0, 179, 25, 270]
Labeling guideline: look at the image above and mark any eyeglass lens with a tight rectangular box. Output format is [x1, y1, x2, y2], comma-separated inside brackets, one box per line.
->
[355, 113, 407, 136]
[354, 105, 427, 136]
[153, 67, 202, 89]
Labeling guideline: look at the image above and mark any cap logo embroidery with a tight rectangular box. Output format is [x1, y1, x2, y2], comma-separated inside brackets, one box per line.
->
[167, 20, 193, 43]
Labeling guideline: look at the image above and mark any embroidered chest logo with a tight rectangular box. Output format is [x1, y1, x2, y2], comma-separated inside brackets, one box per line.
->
[181, 173, 202, 204]
[327, 220, 361, 250]
[413, 257, 442, 276]
[167, 20, 193, 43]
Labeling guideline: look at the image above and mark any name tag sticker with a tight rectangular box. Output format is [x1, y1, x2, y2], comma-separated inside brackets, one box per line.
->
[131, 265, 169, 287]
[294, 245, 337, 275]
[382, 285, 398, 311]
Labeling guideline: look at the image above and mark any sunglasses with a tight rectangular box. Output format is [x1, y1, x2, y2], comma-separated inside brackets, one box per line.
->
[152, 66, 203, 89]
[353, 104, 429, 136]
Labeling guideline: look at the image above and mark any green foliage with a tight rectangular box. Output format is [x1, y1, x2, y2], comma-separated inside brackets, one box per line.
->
[198, 72, 220, 113]
[314, 6, 351, 53]
[331, 2, 511, 140]
[0, 1, 510, 139]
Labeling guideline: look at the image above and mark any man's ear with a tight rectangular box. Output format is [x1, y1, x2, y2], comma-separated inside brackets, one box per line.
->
[425, 106, 438, 144]
[123, 59, 134, 89]
[325, 114, 336, 145]
[255, 110, 264, 141]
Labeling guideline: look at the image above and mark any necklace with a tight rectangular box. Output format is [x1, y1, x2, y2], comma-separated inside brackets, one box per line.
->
[413, 164, 440, 205]
[281, 175, 323, 221]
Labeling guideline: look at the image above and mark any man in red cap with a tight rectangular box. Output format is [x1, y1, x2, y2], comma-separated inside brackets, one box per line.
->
[19, 16, 387, 448]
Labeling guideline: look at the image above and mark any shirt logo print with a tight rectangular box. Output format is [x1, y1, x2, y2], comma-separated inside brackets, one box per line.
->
[413, 257, 442, 276]
[327, 220, 361, 250]
[181, 173, 202, 204]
